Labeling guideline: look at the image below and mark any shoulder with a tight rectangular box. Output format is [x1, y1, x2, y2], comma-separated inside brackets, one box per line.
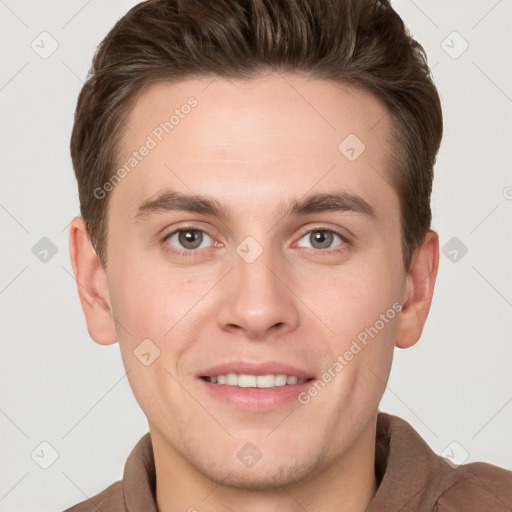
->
[61, 432, 155, 512]
[436, 460, 512, 510]
[374, 412, 512, 510]
[62, 481, 125, 512]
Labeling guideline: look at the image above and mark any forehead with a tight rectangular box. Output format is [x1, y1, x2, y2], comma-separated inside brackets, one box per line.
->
[113, 74, 397, 218]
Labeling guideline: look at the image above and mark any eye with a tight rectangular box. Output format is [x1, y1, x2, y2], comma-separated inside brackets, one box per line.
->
[296, 229, 346, 250]
[164, 229, 213, 251]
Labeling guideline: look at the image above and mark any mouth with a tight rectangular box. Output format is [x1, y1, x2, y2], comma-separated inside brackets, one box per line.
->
[197, 361, 316, 411]
[200, 373, 313, 387]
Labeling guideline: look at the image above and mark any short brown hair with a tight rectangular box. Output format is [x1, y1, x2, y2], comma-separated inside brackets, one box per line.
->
[70, 0, 442, 270]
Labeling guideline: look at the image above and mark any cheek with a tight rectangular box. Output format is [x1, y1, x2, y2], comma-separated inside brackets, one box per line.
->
[106, 261, 219, 396]
[307, 264, 402, 341]
[108, 260, 207, 341]
[106, 266, 200, 421]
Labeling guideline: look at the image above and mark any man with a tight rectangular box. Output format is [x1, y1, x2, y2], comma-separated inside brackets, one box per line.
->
[65, 0, 512, 510]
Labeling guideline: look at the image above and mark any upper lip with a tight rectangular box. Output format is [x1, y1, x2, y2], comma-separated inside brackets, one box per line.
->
[199, 360, 315, 380]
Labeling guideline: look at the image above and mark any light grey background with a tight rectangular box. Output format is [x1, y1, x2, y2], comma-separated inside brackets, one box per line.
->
[1, 1, 511, 510]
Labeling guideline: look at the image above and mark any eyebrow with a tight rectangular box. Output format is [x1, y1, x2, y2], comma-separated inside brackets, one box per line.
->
[133, 189, 376, 222]
[286, 192, 376, 219]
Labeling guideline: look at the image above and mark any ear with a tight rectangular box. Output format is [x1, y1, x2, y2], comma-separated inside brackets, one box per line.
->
[395, 230, 439, 349]
[69, 217, 117, 345]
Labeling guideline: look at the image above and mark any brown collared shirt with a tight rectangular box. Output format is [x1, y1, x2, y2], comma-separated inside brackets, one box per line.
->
[63, 412, 512, 511]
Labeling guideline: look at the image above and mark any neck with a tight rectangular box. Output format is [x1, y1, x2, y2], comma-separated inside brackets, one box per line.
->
[152, 416, 378, 512]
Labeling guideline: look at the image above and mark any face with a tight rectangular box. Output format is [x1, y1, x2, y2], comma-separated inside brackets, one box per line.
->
[100, 74, 410, 489]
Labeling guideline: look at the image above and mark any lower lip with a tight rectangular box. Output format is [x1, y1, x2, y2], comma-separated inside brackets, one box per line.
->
[198, 377, 315, 411]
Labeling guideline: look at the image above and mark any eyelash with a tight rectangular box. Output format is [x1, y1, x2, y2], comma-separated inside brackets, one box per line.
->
[161, 224, 216, 258]
[160, 224, 349, 257]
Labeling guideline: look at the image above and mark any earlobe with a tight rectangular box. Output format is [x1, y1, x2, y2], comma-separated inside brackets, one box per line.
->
[69, 217, 118, 346]
[395, 230, 439, 349]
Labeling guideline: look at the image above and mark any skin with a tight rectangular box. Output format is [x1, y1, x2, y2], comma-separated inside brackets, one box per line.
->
[70, 73, 439, 512]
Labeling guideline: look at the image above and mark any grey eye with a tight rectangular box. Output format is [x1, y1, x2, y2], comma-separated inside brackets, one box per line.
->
[166, 229, 212, 251]
[297, 230, 344, 250]
[310, 231, 334, 249]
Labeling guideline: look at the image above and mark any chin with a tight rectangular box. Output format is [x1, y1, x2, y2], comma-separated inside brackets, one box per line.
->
[193, 452, 322, 491]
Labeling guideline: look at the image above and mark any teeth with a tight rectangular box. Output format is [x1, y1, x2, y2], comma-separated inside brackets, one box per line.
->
[238, 374, 257, 387]
[205, 373, 306, 387]
[226, 373, 238, 386]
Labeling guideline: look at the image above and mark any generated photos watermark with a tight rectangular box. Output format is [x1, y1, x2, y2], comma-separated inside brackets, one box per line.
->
[93, 96, 198, 200]
[298, 301, 403, 405]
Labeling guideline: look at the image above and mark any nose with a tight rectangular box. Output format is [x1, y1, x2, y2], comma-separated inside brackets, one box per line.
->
[216, 245, 300, 340]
